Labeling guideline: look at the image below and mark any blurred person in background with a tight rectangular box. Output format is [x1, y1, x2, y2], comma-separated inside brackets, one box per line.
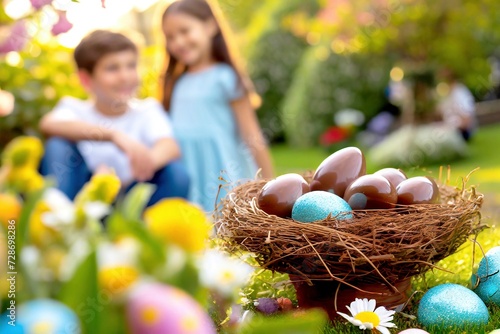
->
[160, 0, 273, 212]
[436, 68, 477, 142]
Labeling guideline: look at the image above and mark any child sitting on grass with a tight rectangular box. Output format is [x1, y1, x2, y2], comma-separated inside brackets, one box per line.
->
[39, 30, 189, 206]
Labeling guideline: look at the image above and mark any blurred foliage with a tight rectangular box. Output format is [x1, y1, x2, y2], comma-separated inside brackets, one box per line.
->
[0, 40, 86, 146]
[248, 29, 307, 142]
[299, 0, 500, 97]
[282, 45, 390, 147]
[220, 0, 500, 145]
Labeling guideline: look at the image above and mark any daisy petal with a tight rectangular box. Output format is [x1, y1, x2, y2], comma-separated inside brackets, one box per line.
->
[367, 299, 376, 312]
[336, 312, 353, 323]
[379, 321, 397, 328]
[376, 325, 391, 334]
[352, 319, 363, 326]
[362, 298, 369, 311]
[354, 298, 364, 314]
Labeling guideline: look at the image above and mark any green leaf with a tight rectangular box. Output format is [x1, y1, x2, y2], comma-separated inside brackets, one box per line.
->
[119, 183, 155, 221]
[239, 309, 328, 334]
[58, 248, 100, 334]
[17, 187, 45, 252]
[166, 256, 201, 298]
[106, 212, 166, 273]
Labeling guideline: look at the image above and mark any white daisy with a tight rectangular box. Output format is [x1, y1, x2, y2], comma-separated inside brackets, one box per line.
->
[198, 249, 254, 298]
[337, 298, 396, 334]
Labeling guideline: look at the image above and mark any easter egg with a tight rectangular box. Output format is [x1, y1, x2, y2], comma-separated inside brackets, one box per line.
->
[344, 174, 397, 209]
[310, 147, 366, 197]
[471, 246, 500, 306]
[396, 176, 440, 205]
[418, 283, 489, 327]
[291, 191, 352, 223]
[489, 330, 500, 334]
[374, 168, 407, 188]
[127, 283, 216, 334]
[0, 299, 80, 334]
[258, 173, 310, 218]
[398, 330, 429, 334]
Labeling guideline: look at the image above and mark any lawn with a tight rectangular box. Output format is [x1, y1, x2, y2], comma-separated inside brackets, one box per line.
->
[269, 123, 500, 333]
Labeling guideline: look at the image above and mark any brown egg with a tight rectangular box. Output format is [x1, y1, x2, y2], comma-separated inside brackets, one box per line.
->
[344, 174, 397, 209]
[310, 147, 366, 197]
[258, 173, 310, 218]
[396, 176, 440, 205]
[374, 168, 407, 188]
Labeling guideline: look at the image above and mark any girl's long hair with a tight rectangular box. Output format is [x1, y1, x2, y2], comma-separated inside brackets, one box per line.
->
[161, 0, 258, 111]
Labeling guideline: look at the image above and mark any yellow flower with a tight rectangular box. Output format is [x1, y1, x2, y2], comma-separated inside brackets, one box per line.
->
[144, 199, 211, 252]
[5, 167, 44, 193]
[99, 266, 139, 295]
[29, 201, 59, 247]
[0, 193, 22, 229]
[75, 173, 121, 205]
[2, 136, 44, 169]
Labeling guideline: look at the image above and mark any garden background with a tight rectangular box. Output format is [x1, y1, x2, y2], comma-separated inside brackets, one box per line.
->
[1, 0, 500, 333]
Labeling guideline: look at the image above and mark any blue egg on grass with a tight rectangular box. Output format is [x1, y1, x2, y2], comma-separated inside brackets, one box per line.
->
[291, 191, 352, 223]
[0, 299, 80, 334]
[471, 246, 500, 306]
[418, 283, 489, 327]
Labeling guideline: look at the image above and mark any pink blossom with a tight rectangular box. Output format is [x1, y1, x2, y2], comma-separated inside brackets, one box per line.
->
[0, 21, 29, 54]
[30, 0, 53, 10]
[51, 11, 73, 36]
[102, 0, 106, 8]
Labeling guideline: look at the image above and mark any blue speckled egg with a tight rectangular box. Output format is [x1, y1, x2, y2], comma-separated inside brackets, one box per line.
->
[471, 246, 500, 306]
[0, 299, 80, 334]
[418, 283, 489, 327]
[291, 191, 352, 223]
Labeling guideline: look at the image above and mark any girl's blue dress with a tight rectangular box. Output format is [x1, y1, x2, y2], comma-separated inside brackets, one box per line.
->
[170, 63, 257, 212]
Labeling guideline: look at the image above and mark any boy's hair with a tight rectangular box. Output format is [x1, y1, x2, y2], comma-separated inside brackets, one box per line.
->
[74, 30, 138, 73]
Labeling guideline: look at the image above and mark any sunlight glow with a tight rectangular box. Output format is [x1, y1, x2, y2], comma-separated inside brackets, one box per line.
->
[390, 67, 404, 81]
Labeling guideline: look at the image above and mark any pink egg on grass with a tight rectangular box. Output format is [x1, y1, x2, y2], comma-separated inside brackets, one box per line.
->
[398, 329, 430, 334]
[127, 283, 216, 334]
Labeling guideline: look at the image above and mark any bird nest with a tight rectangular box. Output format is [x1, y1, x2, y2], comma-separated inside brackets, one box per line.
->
[215, 176, 485, 288]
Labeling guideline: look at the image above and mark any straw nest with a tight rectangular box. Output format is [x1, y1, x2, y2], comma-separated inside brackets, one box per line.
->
[215, 176, 485, 287]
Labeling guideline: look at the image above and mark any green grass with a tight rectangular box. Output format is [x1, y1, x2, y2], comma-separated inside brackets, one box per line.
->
[269, 124, 500, 333]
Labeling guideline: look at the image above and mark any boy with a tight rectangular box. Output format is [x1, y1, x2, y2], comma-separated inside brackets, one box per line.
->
[39, 30, 189, 205]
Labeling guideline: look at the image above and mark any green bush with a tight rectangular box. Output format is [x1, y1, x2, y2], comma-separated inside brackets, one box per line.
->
[281, 45, 391, 147]
[249, 29, 308, 142]
[243, 0, 320, 143]
[0, 41, 86, 146]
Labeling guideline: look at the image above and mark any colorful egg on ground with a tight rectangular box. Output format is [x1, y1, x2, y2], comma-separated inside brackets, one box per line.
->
[418, 283, 489, 327]
[258, 173, 310, 218]
[291, 191, 352, 223]
[310, 147, 366, 197]
[398, 330, 430, 334]
[374, 168, 407, 188]
[396, 176, 440, 205]
[127, 283, 216, 334]
[344, 174, 397, 209]
[0, 299, 80, 334]
[471, 246, 500, 306]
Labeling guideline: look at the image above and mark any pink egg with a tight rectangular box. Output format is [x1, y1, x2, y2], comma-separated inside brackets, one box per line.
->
[398, 329, 430, 334]
[127, 283, 216, 334]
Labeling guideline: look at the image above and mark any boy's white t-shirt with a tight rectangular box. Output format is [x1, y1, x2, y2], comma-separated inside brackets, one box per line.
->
[50, 96, 174, 184]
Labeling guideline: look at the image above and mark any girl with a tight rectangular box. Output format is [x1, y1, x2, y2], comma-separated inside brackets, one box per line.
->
[161, 0, 274, 212]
